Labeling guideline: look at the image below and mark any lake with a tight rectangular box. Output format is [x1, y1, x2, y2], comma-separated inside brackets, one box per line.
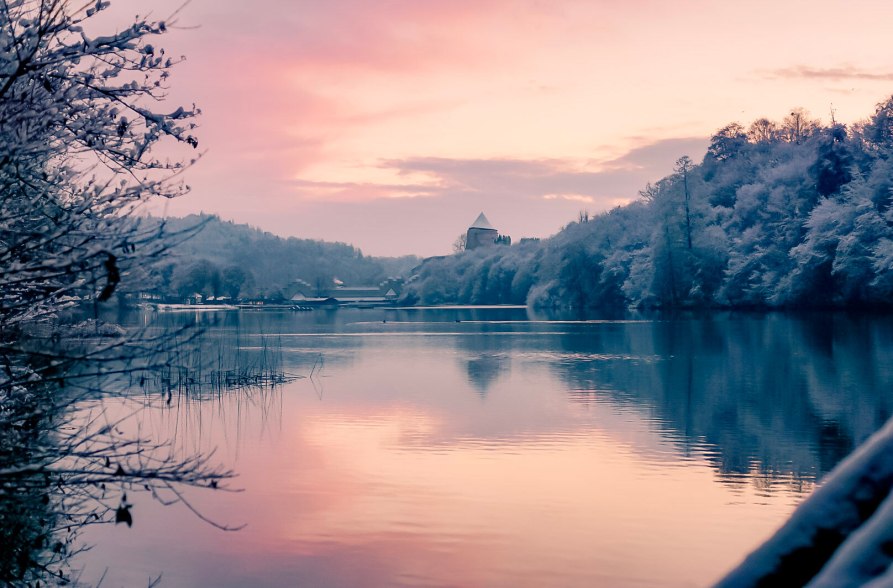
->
[70, 307, 893, 587]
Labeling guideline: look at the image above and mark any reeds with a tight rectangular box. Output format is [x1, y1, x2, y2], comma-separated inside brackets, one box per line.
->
[128, 329, 302, 401]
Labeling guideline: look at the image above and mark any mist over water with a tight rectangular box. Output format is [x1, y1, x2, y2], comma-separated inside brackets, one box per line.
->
[71, 308, 893, 587]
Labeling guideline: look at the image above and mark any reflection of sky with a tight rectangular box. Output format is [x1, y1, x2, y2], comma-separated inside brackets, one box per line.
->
[71, 313, 836, 587]
[77, 396, 799, 587]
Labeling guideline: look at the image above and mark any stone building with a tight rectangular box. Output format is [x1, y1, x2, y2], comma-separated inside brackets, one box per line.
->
[466, 212, 498, 250]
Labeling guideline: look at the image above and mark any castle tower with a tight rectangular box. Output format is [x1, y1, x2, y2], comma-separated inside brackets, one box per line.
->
[466, 212, 498, 250]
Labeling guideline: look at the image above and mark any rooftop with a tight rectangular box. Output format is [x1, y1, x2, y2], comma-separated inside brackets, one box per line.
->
[470, 212, 494, 230]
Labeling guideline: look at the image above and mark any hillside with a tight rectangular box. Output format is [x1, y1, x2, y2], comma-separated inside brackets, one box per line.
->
[135, 214, 419, 300]
[405, 97, 893, 310]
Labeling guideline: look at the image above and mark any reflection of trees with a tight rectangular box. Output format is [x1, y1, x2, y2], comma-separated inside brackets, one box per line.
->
[146, 309, 362, 374]
[0, 392, 235, 585]
[550, 313, 893, 485]
[0, 388, 67, 585]
[454, 332, 513, 397]
[0, 319, 299, 584]
[0, 481, 61, 585]
[463, 355, 508, 397]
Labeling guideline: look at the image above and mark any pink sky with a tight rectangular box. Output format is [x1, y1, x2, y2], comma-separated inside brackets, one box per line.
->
[117, 0, 893, 256]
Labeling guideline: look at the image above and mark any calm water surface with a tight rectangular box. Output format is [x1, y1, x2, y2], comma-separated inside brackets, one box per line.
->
[73, 308, 893, 587]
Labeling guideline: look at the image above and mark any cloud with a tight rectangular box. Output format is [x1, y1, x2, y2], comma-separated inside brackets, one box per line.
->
[170, 134, 709, 257]
[287, 178, 443, 201]
[599, 137, 709, 171]
[380, 135, 708, 202]
[761, 65, 893, 82]
[542, 194, 595, 203]
[241, 136, 710, 256]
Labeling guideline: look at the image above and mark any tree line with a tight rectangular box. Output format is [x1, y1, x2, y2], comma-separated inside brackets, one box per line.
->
[404, 99, 893, 310]
[131, 214, 419, 301]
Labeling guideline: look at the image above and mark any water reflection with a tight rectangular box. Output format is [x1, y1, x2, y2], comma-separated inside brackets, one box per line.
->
[65, 308, 893, 587]
[544, 313, 893, 485]
[462, 355, 504, 396]
[456, 334, 513, 396]
[136, 309, 893, 488]
[0, 398, 69, 586]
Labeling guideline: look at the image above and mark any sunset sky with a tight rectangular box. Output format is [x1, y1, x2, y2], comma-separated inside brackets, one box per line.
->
[124, 0, 893, 257]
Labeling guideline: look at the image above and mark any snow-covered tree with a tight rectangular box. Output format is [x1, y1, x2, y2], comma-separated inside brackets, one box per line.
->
[405, 96, 893, 311]
[0, 3, 235, 584]
[0, 0, 200, 331]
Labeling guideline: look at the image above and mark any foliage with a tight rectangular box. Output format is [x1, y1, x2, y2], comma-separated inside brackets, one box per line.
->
[0, 0, 202, 328]
[140, 214, 419, 300]
[0, 2, 235, 583]
[405, 97, 893, 310]
[453, 233, 466, 253]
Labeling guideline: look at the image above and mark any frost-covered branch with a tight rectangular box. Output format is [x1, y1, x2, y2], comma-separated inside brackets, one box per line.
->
[0, 2, 239, 584]
[0, 0, 200, 331]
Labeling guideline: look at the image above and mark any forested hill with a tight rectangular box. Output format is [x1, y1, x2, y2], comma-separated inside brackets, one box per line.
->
[137, 214, 419, 299]
[405, 97, 893, 309]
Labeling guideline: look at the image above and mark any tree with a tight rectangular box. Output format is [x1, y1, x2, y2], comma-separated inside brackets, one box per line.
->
[222, 265, 251, 299]
[638, 182, 659, 203]
[707, 123, 748, 162]
[453, 233, 467, 253]
[748, 118, 779, 143]
[780, 108, 819, 144]
[859, 95, 893, 154]
[0, 2, 232, 583]
[675, 156, 694, 250]
[173, 259, 221, 299]
[0, 0, 202, 327]
[811, 124, 854, 197]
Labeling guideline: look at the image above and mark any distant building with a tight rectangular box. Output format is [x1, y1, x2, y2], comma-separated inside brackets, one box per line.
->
[466, 212, 498, 250]
[286, 278, 404, 307]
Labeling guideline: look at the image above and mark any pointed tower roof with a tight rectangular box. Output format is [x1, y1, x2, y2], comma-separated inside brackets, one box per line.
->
[470, 212, 494, 230]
